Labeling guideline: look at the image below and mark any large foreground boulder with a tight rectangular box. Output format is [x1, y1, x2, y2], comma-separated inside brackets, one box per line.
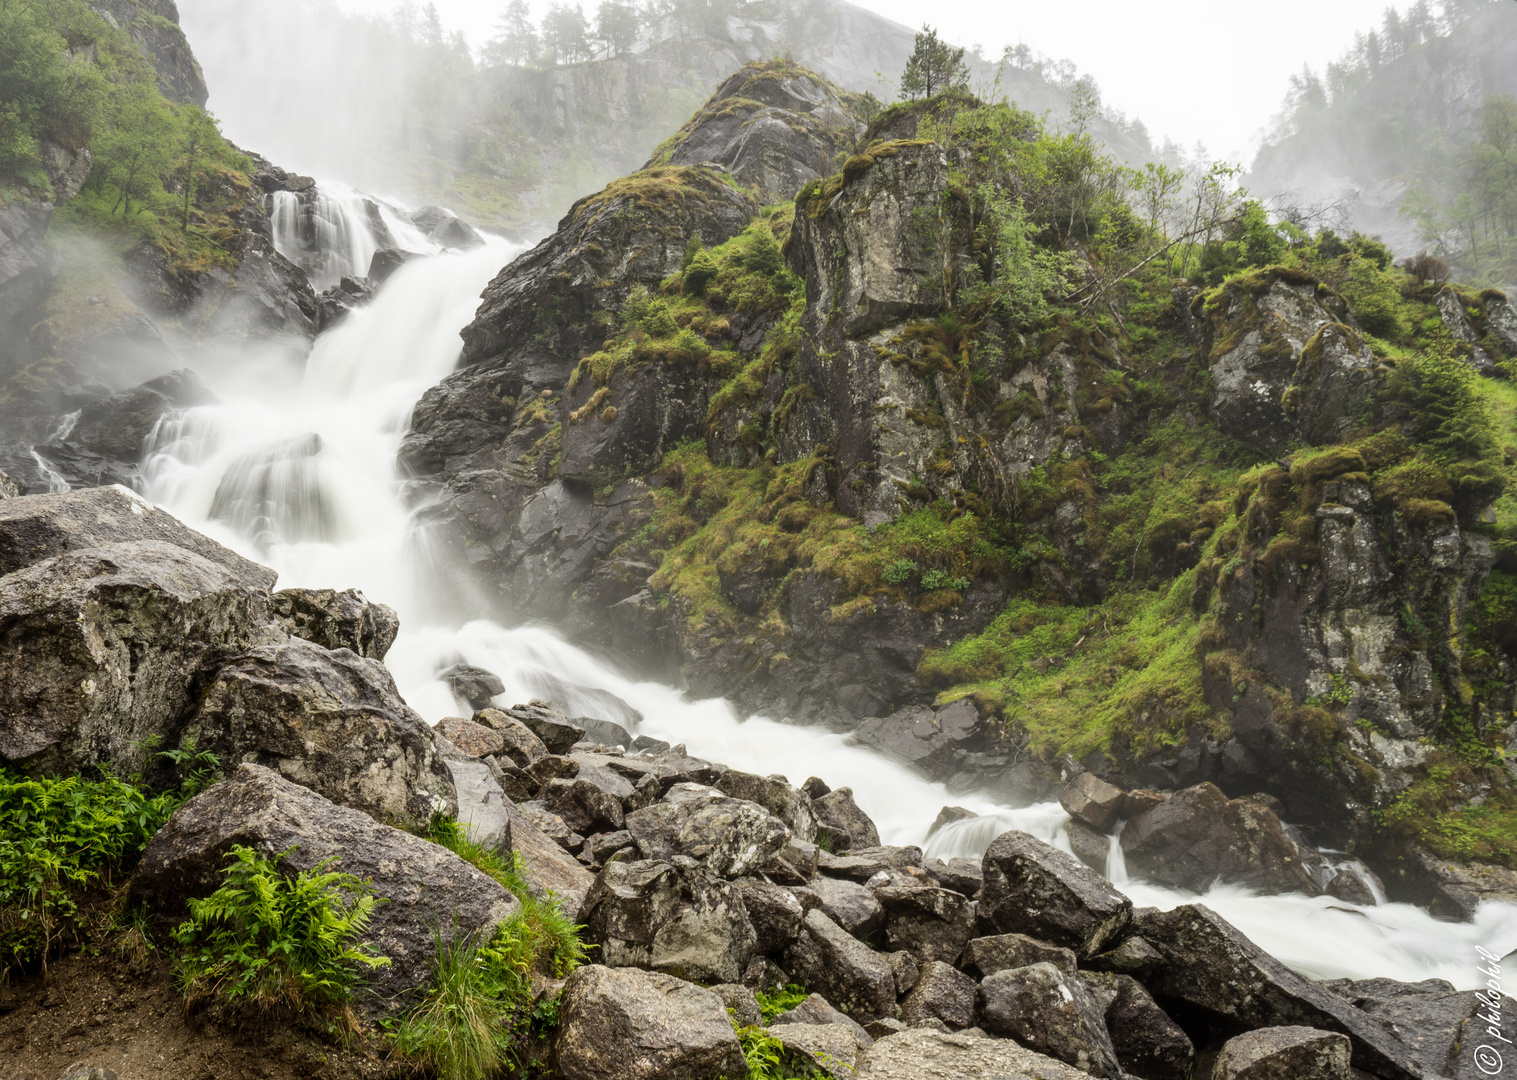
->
[131, 765, 519, 1005]
[977, 962, 1123, 1077]
[1138, 905, 1424, 1080]
[270, 586, 398, 659]
[980, 830, 1132, 958]
[782, 908, 897, 1021]
[0, 485, 274, 586]
[553, 965, 746, 1080]
[0, 538, 274, 778]
[1119, 783, 1317, 895]
[855, 1028, 1093, 1080]
[182, 637, 456, 826]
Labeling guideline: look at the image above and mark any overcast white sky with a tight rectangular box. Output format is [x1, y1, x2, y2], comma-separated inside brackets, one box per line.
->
[335, 0, 1401, 163]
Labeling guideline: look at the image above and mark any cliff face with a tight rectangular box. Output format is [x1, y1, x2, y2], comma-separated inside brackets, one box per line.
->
[406, 72, 1517, 893]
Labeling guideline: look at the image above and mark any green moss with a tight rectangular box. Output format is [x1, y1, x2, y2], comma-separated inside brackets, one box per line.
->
[1380, 761, 1517, 868]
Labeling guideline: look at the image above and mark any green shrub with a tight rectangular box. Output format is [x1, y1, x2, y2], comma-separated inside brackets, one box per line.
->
[754, 983, 808, 1023]
[171, 845, 389, 1023]
[0, 769, 180, 973]
[883, 558, 918, 585]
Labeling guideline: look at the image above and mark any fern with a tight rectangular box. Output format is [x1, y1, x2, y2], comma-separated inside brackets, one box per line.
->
[171, 845, 389, 1022]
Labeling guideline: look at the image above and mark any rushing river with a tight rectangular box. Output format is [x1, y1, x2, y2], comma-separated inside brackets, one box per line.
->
[138, 222, 1517, 993]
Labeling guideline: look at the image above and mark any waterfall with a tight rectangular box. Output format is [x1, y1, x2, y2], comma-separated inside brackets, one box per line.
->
[266, 183, 437, 291]
[138, 223, 1517, 996]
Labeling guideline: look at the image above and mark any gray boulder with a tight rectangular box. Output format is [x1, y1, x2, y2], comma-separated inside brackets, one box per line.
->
[770, 991, 875, 1047]
[269, 587, 398, 659]
[783, 908, 897, 1021]
[0, 539, 274, 779]
[1138, 905, 1424, 1080]
[900, 960, 976, 1030]
[733, 878, 805, 951]
[182, 637, 456, 827]
[553, 965, 746, 1080]
[961, 933, 1079, 978]
[980, 830, 1132, 958]
[1098, 974, 1195, 1080]
[1086, 934, 1167, 977]
[130, 764, 518, 1005]
[1487, 291, 1517, 355]
[0, 485, 274, 586]
[435, 716, 507, 758]
[851, 699, 986, 778]
[503, 797, 594, 912]
[925, 856, 983, 897]
[817, 845, 922, 883]
[1067, 817, 1112, 873]
[476, 708, 551, 767]
[854, 1028, 1092, 1080]
[709, 982, 762, 1027]
[439, 664, 504, 710]
[1120, 783, 1318, 896]
[928, 806, 978, 838]
[714, 769, 817, 841]
[803, 875, 884, 939]
[624, 790, 789, 878]
[447, 758, 512, 854]
[977, 962, 1123, 1077]
[578, 858, 756, 984]
[772, 1022, 870, 1079]
[576, 716, 632, 748]
[813, 786, 881, 850]
[1060, 772, 1126, 831]
[540, 777, 626, 835]
[1354, 985, 1517, 1080]
[877, 886, 976, 965]
[1212, 1027, 1352, 1080]
[496, 700, 586, 753]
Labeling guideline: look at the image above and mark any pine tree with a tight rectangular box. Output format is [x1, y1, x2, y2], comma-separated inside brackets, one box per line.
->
[899, 25, 968, 102]
[593, 0, 641, 58]
[485, 0, 538, 66]
[541, 3, 591, 65]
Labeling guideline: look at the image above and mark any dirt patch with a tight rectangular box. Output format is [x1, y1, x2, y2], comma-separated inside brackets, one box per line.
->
[0, 947, 393, 1080]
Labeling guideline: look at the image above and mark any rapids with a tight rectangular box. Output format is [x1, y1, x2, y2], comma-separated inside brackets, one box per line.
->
[140, 232, 1517, 994]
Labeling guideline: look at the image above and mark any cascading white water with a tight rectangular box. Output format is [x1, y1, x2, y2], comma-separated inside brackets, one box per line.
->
[266, 184, 437, 291]
[140, 225, 1517, 995]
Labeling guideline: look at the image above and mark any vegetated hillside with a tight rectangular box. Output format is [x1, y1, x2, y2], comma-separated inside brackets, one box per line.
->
[179, 0, 1161, 233]
[1249, 0, 1517, 283]
[408, 62, 1517, 902]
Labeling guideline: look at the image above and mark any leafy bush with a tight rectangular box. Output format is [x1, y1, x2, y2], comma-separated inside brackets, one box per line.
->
[882, 558, 918, 585]
[754, 983, 808, 1023]
[0, 769, 179, 972]
[171, 845, 389, 1023]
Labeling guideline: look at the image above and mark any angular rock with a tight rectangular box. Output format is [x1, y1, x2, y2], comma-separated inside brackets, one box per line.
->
[578, 858, 756, 984]
[440, 664, 504, 709]
[269, 586, 398, 659]
[900, 960, 976, 1030]
[589, 830, 634, 864]
[770, 992, 875, 1047]
[888, 949, 920, 995]
[1138, 904, 1424, 1080]
[131, 764, 518, 1005]
[576, 716, 632, 748]
[625, 790, 789, 878]
[813, 786, 881, 850]
[783, 908, 897, 1021]
[801, 776, 831, 799]
[496, 700, 586, 753]
[1061, 772, 1126, 831]
[476, 708, 553, 767]
[734, 878, 806, 951]
[852, 699, 986, 778]
[1120, 783, 1318, 896]
[540, 777, 626, 835]
[818, 845, 922, 883]
[1067, 817, 1112, 873]
[805, 875, 884, 939]
[980, 830, 1132, 958]
[710, 982, 762, 1028]
[773, 1022, 870, 1079]
[553, 965, 746, 1080]
[877, 886, 976, 965]
[0, 539, 274, 780]
[977, 962, 1123, 1077]
[0, 485, 275, 586]
[1487, 291, 1517, 356]
[960, 933, 1078, 979]
[435, 717, 507, 758]
[1085, 935, 1166, 978]
[1212, 1027, 1352, 1080]
[929, 806, 978, 838]
[1100, 974, 1195, 1080]
[447, 758, 512, 854]
[855, 1028, 1092, 1080]
[503, 797, 595, 912]
[183, 637, 456, 826]
[525, 753, 579, 788]
[714, 770, 817, 841]
[925, 856, 983, 898]
[519, 804, 581, 852]
[1355, 985, 1516, 1080]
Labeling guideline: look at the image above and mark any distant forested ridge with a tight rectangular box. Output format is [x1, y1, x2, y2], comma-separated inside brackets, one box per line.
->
[1250, 0, 1517, 285]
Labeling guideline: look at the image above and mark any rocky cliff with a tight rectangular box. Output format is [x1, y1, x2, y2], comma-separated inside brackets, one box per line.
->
[404, 73, 1517, 898]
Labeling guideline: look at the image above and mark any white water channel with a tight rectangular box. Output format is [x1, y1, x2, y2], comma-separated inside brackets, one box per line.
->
[139, 228, 1517, 994]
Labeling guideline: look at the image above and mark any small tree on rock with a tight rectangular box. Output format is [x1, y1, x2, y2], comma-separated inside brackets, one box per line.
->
[899, 25, 968, 101]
